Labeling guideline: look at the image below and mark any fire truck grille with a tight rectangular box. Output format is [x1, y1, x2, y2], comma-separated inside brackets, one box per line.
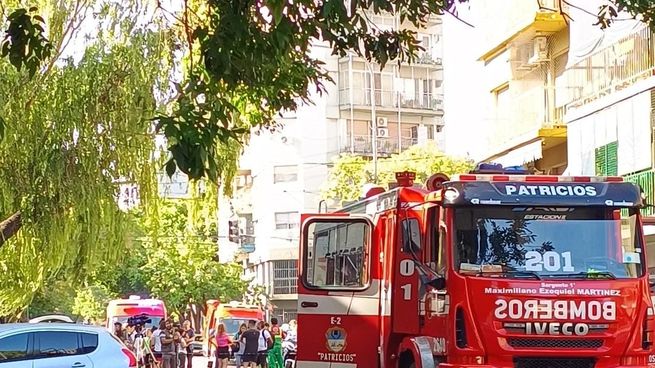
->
[508, 338, 603, 349]
[514, 357, 595, 368]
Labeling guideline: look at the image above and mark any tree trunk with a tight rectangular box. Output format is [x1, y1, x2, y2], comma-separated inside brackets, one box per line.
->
[0, 211, 22, 246]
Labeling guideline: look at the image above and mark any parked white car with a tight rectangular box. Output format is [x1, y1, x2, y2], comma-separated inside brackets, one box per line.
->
[28, 315, 74, 324]
[0, 323, 136, 368]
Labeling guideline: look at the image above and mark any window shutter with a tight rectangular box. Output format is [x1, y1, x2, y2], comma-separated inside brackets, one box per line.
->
[595, 141, 618, 176]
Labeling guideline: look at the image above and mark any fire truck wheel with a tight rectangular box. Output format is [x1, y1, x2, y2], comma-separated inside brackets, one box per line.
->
[398, 350, 415, 368]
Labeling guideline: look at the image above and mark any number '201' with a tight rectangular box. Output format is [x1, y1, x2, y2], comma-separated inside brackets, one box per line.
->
[525, 251, 574, 272]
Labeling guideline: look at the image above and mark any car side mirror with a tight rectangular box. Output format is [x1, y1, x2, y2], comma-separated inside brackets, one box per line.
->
[427, 276, 446, 290]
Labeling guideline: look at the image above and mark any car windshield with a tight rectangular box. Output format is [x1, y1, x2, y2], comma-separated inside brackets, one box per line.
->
[222, 318, 248, 335]
[112, 315, 163, 330]
[454, 206, 644, 279]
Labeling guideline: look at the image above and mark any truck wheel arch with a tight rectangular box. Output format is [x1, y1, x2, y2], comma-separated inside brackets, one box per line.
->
[397, 336, 436, 368]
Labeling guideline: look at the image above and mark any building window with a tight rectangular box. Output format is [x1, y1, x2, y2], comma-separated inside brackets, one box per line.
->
[234, 170, 253, 190]
[273, 165, 298, 183]
[275, 212, 299, 230]
[273, 309, 298, 323]
[273, 260, 298, 295]
[494, 83, 510, 125]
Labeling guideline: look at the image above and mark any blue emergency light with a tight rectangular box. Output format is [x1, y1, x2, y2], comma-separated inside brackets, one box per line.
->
[470, 163, 530, 175]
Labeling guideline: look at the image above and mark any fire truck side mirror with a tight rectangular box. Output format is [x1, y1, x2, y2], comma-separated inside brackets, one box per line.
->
[427, 276, 446, 290]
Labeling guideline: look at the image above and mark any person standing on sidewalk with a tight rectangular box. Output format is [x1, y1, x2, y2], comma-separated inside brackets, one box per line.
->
[175, 323, 187, 368]
[240, 320, 260, 368]
[182, 321, 195, 368]
[267, 318, 284, 368]
[233, 323, 247, 368]
[257, 321, 273, 368]
[213, 323, 232, 368]
[160, 320, 179, 368]
[152, 321, 166, 365]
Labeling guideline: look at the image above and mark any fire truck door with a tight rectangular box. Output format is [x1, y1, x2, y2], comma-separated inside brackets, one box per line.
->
[297, 215, 379, 367]
[392, 217, 422, 334]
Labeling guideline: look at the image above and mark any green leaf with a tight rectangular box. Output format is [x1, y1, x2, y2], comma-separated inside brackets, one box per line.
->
[165, 158, 177, 178]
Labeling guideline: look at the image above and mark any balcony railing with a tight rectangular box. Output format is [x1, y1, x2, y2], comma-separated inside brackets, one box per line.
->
[339, 89, 444, 112]
[415, 52, 443, 66]
[342, 135, 419, 155]
[564, 26, 655, 108]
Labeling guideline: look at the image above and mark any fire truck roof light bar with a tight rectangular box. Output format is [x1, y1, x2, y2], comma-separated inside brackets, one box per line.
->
[452, 174, 624, 183]
[467, 163, 625, 183]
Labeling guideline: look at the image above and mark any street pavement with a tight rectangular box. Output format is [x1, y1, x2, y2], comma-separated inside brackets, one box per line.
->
[192, 354, 237, 368]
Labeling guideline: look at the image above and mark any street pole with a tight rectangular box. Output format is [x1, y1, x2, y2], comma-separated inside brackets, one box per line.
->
[368, 61, 378, 182]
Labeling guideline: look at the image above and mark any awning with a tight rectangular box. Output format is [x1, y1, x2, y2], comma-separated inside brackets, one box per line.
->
[486, 139, 543, 167]
[566, 0, 645, 68]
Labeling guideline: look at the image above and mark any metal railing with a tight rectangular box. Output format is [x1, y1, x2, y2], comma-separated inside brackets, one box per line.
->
[341, 135, 419, 155]
[339, 89, 443, 111]
[564, 26, 655, 108]
[272, 260, 298, 295]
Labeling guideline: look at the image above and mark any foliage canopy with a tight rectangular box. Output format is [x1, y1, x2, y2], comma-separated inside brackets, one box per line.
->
[0, 0, 173, 318]
[322, 145, 473, 203]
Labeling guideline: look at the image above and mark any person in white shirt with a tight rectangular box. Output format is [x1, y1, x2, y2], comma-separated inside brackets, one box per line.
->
[152, 320, 165, 364]
[256, 321, 273, 368]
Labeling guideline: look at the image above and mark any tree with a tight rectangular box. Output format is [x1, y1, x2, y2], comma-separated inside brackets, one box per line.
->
[0, 0, 174, 318]
[320, 154, 369, 204]
[323, 144, 474, 203]
[134, 199, 249, 320]
[5, 1, 655, 187]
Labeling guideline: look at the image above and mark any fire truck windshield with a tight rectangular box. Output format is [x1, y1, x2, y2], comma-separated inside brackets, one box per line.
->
[453, 206, 644, 279]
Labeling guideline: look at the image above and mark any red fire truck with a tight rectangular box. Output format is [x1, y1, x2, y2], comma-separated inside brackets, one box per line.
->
[296, 164, 655, 368]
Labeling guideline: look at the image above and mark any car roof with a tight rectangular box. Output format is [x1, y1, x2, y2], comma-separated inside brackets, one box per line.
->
[29, 314, 75, 323]
[0, 323, 108, 334]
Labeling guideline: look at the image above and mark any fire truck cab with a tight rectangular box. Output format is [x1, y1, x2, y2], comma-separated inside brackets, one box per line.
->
[297, 164, 654, 368]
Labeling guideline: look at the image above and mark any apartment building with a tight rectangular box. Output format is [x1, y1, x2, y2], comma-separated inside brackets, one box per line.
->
[217, 12, 445, 322]
[560, 2, 655, 256]
[444, 0, 569, 173]
[444, 0, 655, 262]
[562, 3, 654, 198]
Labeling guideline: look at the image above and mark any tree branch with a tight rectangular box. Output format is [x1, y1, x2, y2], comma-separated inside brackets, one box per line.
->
[0, 211, 22, 247]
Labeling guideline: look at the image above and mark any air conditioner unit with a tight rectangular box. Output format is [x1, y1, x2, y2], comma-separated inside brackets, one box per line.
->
[537, 0, 558, 11]
[527, 36, 549, 65]
[377, 127, 389, 138]
[377, 117, 388, 127]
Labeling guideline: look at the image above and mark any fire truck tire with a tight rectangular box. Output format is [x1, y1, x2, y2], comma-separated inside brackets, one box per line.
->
[398, 350, 415, 368]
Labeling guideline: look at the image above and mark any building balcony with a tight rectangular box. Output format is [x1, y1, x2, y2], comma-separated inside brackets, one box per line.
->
[341, 134, 419, 156]
[564, 26, 655, 109]
[415, 52, 443, 67]
[479, 0, 567, 62]
[339, 89, 444, 114]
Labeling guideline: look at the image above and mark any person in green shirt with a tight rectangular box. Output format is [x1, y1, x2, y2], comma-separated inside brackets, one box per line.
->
[267, 318, 284, 368]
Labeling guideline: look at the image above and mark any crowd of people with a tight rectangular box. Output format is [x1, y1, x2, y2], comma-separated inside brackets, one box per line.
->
[112, 316, 297, 368]
[212, 317, 297, 368]
[113, 318, 195, 368]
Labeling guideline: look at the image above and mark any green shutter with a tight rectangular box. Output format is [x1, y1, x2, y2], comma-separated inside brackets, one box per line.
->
[595, 141, 618, 176]
[624, 169, 655, 216]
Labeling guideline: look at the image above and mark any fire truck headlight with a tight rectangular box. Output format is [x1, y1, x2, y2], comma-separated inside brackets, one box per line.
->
[444, 188, 459, 201]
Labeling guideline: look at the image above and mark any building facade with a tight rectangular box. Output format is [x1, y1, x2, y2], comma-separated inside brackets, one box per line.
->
[217, 12, 445, 322]
[444, 1, 655, 271]
[444, 0, 568, 173]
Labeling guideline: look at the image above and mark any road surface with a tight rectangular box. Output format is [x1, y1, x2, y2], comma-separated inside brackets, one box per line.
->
[192, 354, 237, 368]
